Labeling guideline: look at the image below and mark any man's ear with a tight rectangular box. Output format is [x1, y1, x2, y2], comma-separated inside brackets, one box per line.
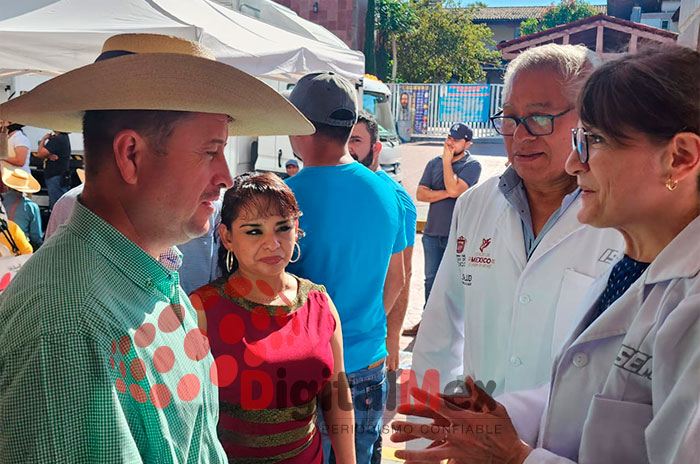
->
[112, 130, 149, 185]
[666, 132, 700, 183]
[374, 141, 383, 157]
[465, 140, 473, 150]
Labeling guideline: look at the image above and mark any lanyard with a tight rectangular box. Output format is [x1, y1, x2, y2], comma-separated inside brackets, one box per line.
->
[0, 219, 20, 255]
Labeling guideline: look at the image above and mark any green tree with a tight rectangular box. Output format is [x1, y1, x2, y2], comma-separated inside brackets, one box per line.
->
[394, 0, 499, 83]
[375, 0, 417, 81]
[520, 0, 598, 35]
[364, 0, 376, 75]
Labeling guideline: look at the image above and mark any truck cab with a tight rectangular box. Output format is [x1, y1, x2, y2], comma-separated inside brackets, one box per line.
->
[362, 75, 402, 183]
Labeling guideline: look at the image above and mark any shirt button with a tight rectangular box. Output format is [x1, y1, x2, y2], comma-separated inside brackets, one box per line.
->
[509, 356, 522, 366]
[519, 294, 531, 304]
[572, 353, 589, 368]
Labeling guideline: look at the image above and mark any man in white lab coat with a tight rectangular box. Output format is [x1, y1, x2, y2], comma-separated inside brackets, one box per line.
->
[412, 44, 625, 396]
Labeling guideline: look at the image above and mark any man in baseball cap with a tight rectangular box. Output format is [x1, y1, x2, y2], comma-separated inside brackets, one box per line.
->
[0, 33, 312, 462]
[285, 158, 300, 177]
[405, 122, 481, 336]
[285, 71, 407, 464]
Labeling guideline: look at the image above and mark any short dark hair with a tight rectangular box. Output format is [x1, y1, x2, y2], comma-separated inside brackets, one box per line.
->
[579, 44, 699, 146]
[356, 110, 379, 145]
[310, 120, 353, 144]
[217, 172, 303, 277]
[82, 110, 194, 175]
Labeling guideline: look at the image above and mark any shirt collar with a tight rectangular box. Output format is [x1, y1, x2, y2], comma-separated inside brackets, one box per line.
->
[67, 199, 179, 299]
[498, 165, 581, 207]
[497, 165, 522, 197]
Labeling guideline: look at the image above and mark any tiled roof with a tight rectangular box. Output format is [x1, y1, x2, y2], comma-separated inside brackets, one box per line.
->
[498, 13, 678, 50]
[470, 5, 607, 22]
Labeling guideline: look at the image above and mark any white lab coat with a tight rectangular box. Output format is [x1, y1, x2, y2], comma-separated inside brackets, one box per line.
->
[502, 215, 700, 463]
[412, 175, 625, 395]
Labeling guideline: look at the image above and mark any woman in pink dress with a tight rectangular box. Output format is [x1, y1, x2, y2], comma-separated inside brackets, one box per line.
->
[191, 173, 355, 463]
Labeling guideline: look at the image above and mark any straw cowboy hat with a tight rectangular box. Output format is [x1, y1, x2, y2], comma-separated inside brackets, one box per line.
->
[1, 162, 41, 193]
[0, 33, 314, 136]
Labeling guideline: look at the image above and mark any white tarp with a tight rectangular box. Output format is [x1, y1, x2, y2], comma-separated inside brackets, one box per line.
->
[0, 0, 364, 82]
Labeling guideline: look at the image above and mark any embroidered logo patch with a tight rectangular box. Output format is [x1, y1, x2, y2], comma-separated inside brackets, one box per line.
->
[479, 238, 491, 253]
[456, 236, 466, 254]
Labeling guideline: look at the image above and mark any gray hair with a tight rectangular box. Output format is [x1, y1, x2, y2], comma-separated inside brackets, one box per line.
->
[503, 44, 601, 105]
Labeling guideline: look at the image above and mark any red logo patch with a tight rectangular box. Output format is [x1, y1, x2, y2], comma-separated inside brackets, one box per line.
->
[480, 238, 492, 253]
[456, 236, 466, 253]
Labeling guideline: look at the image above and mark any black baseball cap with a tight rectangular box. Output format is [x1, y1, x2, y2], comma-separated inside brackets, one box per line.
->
[449, 122, 473, 141]
[287, 72, 358, 128]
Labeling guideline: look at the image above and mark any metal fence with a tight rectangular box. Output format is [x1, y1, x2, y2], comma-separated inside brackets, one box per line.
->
[388, 83, 504, 139]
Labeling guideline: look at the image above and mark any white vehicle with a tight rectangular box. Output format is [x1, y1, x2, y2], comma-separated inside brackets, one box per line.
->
[363, 76, 402, 183]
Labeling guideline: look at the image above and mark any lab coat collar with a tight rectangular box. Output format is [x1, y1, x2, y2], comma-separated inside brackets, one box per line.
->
[565, 216, 700, 348]
[644, 215, 700, 284]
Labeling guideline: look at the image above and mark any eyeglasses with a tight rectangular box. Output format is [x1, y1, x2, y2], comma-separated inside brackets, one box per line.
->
[571, 127, 604, 163]
[490, 108, 573, 136]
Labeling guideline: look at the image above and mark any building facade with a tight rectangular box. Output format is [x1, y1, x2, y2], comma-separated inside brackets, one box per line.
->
[273, 0, 367, 50]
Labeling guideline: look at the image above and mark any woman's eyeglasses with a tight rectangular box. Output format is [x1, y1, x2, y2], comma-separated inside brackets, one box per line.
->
[571, 127, 603, 163]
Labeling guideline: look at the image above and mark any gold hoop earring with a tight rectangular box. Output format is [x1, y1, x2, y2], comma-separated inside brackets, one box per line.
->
[226, 250, 235, 273]
[666, 176, 678, 191]
[289, 242, 301, 263]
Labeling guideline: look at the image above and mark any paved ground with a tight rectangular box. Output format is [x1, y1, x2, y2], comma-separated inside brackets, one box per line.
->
[379, 140, 507, 462]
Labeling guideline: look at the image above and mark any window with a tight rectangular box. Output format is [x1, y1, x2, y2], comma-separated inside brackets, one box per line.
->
[240, 4, 261, 18]
[661, 20, 669, 30]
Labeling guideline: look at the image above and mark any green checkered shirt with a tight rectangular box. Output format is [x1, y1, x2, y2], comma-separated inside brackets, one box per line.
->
[0, 200, 227, 463]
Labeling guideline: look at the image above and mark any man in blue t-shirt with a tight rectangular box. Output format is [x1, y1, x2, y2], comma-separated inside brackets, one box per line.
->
[285, 72, 406, 464]
[349, 110, 417, 464]
[407, 123, 482, 336]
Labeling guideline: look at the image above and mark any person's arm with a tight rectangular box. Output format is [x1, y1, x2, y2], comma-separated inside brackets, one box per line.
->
[0, 330, 140, 460]
[28, 203, 43, 249]
[417, 158, 450, 203]
[385, 245, 413, 371]
[416, 185, 450, 203]
[320, 296, 356, 464]
[383, 251, 405, 316]
[36, 133, 55, 159]
[442, 141, 471, 198]
[6, 143, 28, 168]
[411, 194, 470, 389]
[644, 295, 699, 464]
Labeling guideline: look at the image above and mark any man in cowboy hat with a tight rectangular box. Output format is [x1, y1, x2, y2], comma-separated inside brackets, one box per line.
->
[0, 161, 43, 249]
[0, 33, 312, 462]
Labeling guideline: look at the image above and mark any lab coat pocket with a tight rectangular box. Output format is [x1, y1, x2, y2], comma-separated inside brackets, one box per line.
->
[551, 269, 595, 357]
[579, 394, 652, 464]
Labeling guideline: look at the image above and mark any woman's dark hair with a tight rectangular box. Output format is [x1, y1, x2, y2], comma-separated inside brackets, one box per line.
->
[7, 123, 24, 133]
[579, 44, 699, 146]
[217, 172, 302, 277]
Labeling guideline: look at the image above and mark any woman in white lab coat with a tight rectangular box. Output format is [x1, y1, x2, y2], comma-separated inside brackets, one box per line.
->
[390, 44, 699, 464]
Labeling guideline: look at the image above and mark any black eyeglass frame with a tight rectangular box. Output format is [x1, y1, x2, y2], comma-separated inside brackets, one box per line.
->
[571, 127, 602, 164]
[489, 108, 573, 137]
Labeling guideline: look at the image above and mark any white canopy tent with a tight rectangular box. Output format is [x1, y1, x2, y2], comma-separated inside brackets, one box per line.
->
[0, 0, 364, 82]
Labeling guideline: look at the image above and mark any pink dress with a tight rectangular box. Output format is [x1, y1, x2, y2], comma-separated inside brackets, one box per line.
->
[192, 275, 336, 463]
